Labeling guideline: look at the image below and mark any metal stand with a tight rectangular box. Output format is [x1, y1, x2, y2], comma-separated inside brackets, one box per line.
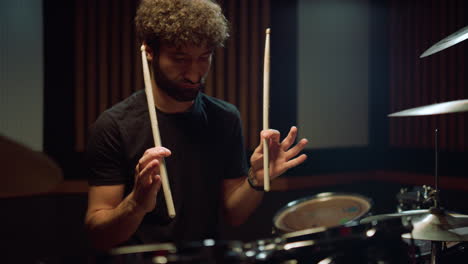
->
[430, 128, 441, 264]
[431, 241, 442, 264]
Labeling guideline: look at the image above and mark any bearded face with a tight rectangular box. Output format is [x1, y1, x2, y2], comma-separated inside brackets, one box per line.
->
[153, 44, 212, 102]
[153, 61, 205, 102]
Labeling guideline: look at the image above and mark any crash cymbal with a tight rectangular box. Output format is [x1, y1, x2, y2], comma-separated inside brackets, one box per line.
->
[420, 25, 468, 58]
[388, 99, 468, 117]
[0, 134, 63, 198]
[402, 208, 468, 241]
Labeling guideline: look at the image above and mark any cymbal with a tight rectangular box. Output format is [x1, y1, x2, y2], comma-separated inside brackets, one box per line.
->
[402, 208, 468, 241]
[360, 209, 428, 223]
[420, 25, 468, 58]
[0, 134, 63, 198]
[388, 99, 468, 117]
[361, 209, 468, 241]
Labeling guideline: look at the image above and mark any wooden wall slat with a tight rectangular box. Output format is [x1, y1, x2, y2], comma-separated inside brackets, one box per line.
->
[74, 0, 85, 151]
[389, 0, 396, 147]
[121, 0, 133, 99]
[110, 0, 122, 106]
[439, 0, 448, 150]
[239, 0, 249, 148]
[205, 61, 214, 96]
[214, 47, 225, 100]
[214, 0, 226, 100]
[86, 0, 97, 140]
[249, 0, 260, 150]
[457, 0, 466, 151]
[98, 0, 109, 114]
[447, 0, 456, 151]
[403, 2, 411, 147]
[413, 0, 421, 148]
[420, 1, 429, 148]
[226, 0, 237, 106]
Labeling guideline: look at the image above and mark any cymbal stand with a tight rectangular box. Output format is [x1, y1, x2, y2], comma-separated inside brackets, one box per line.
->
[434, 129, 440, 209]
[430, 128, 442, 264]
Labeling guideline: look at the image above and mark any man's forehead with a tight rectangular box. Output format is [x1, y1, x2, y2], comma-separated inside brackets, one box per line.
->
[161, 43, 213, 54]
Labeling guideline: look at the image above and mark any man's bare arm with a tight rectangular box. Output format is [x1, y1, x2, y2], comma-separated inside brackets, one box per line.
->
[222, 176, 264, 226]
[85, 185, 149, 251]
[85, 148, 169, 250]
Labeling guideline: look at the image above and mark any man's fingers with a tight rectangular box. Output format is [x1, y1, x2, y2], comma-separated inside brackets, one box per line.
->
[138, 159, 160, 186]
[261, 129, 280, 143]
[138, 147, 171, 172]
[149, 174, 162, 194]
[285, 138, 309, 159]
[255, 129, 280, 154]
[285, 154, 308, 170]
[281, 126, 298, 151]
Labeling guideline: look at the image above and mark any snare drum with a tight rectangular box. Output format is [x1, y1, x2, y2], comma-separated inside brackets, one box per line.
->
[273, 192, 373, 233]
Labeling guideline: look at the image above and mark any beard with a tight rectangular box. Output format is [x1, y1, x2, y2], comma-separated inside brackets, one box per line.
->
[152, 64, 204, 102]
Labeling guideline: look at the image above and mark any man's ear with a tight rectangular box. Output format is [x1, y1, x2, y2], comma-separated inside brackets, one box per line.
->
[142, 42, 154, 62]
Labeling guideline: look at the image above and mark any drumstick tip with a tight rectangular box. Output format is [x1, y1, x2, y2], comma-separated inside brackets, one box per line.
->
[266, 28, 271, 34]
[140, 45, 146, 52]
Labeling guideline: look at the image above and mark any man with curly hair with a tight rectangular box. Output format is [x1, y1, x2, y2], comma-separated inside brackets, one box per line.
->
[84, 0, 308, 251]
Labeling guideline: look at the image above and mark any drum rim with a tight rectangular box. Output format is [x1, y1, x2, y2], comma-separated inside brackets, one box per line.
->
[109, 239, 245, 256]
[272, 192, 374, 232]
[280, 221, 372, 243]
[110, 242, 176, 255]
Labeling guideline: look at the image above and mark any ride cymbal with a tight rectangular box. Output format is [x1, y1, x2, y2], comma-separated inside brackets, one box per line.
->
[388, 99, 468, 117]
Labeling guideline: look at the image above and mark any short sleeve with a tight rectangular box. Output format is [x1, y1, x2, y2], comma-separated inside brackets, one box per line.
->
[86, 112, 128, 186]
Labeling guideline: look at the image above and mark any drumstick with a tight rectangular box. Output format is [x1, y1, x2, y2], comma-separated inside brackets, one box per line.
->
[263, 28, 271, 192]
[140, 45, 176, 218]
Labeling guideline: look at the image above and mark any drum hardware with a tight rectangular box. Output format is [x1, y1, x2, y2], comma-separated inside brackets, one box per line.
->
[388, 88, 468, 263]
[397, 185, 435, 212]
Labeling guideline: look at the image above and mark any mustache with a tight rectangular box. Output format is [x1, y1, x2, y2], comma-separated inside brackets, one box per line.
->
[181, 75, 207, 85]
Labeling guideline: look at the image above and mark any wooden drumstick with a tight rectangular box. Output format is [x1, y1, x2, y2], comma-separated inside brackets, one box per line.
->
[263, 28, 271, 192]
[140, 45, 176, 218]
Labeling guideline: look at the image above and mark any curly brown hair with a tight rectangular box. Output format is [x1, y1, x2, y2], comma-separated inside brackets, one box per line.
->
[135, 0, 229, 49]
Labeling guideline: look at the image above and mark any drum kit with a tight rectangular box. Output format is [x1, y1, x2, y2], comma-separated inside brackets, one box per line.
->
[108, 25, 468, 264]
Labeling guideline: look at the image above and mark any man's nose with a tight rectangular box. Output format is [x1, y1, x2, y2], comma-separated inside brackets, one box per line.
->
[184, 62, 201, 83]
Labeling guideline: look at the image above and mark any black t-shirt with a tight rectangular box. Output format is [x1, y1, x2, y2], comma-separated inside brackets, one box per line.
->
[86, 90, 248, 245]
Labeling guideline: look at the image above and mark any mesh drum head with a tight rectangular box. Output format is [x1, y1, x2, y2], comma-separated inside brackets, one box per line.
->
[274, 193, 372, 232]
